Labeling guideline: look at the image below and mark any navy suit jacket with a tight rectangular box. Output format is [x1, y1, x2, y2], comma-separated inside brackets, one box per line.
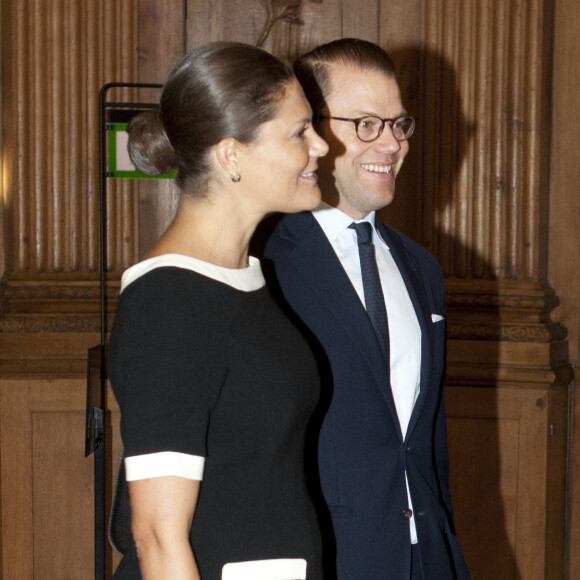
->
[262, 211, 470, 580]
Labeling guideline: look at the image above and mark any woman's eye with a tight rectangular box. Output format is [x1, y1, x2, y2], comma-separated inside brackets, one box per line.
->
[297, 126, 308, 138]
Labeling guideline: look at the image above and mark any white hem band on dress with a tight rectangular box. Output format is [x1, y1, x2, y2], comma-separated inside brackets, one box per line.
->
[221, 558, 307, 580]
[124, 451, 205, 481]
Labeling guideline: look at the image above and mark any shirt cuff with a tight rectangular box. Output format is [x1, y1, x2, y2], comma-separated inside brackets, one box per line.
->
[124, 451, 205, 481]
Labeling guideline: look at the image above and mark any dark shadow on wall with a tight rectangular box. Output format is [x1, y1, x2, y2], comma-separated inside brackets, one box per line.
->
[385, 46, 520, 580]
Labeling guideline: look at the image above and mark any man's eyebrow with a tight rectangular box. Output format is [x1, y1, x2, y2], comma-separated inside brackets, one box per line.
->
[348, 110, 409, 118]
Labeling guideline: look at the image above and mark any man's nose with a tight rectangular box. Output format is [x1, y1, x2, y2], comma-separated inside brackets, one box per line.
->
[373, 124, 402, 152]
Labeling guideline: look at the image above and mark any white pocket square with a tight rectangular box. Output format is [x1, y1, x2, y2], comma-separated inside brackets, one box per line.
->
[431, 314, 445, 323]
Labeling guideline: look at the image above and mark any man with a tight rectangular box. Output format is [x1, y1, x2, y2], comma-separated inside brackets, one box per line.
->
[262, 39, 470, 579]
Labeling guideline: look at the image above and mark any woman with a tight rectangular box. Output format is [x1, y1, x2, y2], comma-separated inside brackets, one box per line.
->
[108, 41, 328, 579]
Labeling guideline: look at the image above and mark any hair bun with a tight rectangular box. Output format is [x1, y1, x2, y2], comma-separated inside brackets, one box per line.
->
[126, 110, 176, 175]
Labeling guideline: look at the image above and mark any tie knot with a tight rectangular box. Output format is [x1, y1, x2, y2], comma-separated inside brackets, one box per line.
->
[349, 221, 373, 246]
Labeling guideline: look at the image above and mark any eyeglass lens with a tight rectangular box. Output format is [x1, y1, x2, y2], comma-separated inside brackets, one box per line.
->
[357, 116, 415, 142]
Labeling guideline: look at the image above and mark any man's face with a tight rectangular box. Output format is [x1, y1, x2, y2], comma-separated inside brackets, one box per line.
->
[316, 64, 410, 220]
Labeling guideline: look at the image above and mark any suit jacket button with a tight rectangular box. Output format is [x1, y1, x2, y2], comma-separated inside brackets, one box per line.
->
[402, 509, 413, 519]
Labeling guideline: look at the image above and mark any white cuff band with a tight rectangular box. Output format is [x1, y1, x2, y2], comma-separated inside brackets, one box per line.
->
[125, 451, 205, 481]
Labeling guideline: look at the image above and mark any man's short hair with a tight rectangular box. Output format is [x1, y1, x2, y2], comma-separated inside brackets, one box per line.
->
[294, 38, 397, 113]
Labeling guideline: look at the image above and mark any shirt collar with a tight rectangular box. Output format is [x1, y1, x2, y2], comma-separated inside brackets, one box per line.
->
[312, 202, 388, 248]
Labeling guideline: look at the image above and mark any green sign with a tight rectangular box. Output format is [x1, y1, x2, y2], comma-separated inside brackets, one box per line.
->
[106, 109, 175, 179]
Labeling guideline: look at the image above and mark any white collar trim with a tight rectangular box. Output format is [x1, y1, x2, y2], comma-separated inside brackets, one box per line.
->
[121, 254, 265, 293]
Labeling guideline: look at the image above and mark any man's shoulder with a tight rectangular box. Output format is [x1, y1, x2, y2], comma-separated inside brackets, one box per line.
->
[260, 212, 318, 255]
[274, 210, 317, 235]
[377, 221, 443, 275]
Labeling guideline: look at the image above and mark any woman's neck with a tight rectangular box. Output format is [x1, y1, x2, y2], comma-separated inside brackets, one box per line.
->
[147, 196, 258, 269]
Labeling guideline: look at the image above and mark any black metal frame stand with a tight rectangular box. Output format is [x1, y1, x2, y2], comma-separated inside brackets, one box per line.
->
[85, 82, 162, 580]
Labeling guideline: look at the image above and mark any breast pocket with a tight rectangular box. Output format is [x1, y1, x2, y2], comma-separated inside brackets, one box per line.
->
[431, 314, 446, 369]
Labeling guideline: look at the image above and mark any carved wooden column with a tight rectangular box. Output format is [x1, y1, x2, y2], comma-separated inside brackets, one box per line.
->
[416, 1, 572, 578]
[0, 0, 141, 374]
[0, 1, 185, 577]
[419, 0, 567, 346]
[0, 0, 141, 576]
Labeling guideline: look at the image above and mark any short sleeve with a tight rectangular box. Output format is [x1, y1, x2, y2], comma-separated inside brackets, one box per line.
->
[108, 268, 227, 473]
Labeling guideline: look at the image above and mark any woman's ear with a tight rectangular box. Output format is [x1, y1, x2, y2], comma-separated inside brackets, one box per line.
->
[215, 137, 241, 181]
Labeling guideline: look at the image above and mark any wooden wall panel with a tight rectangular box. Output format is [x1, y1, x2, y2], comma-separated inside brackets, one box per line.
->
[378, 0, 424, 240]
[447, 384, 567, 579]
[0, 15, 3, 545]
[187, 0, 263, 48]
[186, 0, 343, 60]
[447, 414, 520, 579]
[0, 381, 33, 579]
[0, 379, 122, 578]
[33, 412, 94, 577]
[6, 0, 139, 275]
[420, 0, 552, 282]
[132, 0, 183, 260]
[341, 0, 379, 42]
[295, 1, 342, 54]
[0, 0, 6, 288]
[549, 0, 580, 576]
[0, 0, 144, 373]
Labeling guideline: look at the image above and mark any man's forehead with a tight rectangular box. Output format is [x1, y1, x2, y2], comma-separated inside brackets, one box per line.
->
[324, 64, 401, 107]
[327, 61, 393, 80]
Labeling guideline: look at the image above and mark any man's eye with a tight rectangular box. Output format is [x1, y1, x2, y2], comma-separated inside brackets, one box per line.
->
[393, 117, 409, 130]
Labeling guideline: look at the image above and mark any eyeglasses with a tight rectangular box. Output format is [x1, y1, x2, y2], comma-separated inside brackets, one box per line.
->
[315, 114, 416, 143]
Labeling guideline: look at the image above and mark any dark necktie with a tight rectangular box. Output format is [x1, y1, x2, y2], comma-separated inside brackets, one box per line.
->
[349, 221, 390, 363]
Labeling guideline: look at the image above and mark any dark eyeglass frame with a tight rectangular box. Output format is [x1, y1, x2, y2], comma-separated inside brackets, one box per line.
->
[315, 114, 416, 143]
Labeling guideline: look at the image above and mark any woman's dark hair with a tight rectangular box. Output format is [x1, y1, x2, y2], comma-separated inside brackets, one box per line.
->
[127, 42, 294, 191]
[294, 38, 397, 115]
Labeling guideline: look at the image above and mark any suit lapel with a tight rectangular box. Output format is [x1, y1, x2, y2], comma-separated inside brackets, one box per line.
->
[278, 213, 402, 437]
[378, 223, 434, 440]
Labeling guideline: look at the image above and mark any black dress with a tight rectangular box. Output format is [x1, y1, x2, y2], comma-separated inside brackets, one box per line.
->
[108, 255, 323, 580]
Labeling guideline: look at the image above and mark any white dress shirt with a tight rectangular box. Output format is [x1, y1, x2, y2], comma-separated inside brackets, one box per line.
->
[313, 203, 421, 543]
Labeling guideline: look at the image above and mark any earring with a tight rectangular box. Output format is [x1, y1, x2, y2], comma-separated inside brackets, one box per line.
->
[231, 173, 241, 183]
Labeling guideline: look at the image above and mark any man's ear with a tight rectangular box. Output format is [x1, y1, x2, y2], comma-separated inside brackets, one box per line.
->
[215, 137, 241, 179]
